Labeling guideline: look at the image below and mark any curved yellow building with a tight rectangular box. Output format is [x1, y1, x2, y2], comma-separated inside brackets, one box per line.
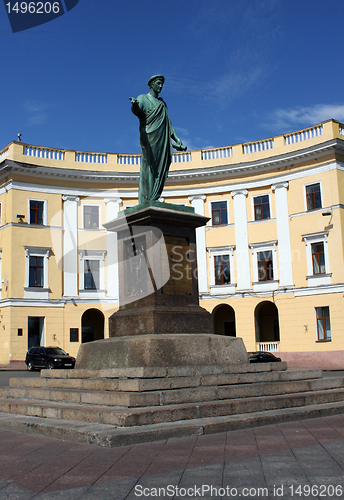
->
[0, 118, 343, 369]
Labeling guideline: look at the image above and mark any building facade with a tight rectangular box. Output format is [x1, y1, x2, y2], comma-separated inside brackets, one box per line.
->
[0, 118, 344, 368]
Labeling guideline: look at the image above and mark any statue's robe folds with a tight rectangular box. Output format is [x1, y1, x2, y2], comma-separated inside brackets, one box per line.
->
[132, 94, 173, 203]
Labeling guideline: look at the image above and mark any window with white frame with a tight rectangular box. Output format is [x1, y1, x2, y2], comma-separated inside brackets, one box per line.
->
[250, 242, 278, 287]
[302, 232, 330, 282]
[257, 250, 274, 281]
[29, 199, 47, 225]
[29, 256, 43, 287]
[214, 254, 230, 285]
[79, 250, 106, 294]
[311, 242, 325, 275]
[24, 247, 50, 298]
[207, 246, 235, 292]
[253, 194, 271, 221]
[83, 205, 100, 229]
[210, 200, 228, 226]
[315, 306, 331, 341]
[305, 182, 322, 211]
[84, 260, 99, 290]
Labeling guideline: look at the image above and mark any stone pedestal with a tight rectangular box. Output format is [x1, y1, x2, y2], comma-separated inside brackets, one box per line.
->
[76, 334, 248, 369]
[76, 201, 248, 370]
[104, 202, 212, 336]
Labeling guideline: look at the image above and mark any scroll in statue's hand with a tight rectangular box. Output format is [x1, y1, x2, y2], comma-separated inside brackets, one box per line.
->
[172, 141, 187, 152]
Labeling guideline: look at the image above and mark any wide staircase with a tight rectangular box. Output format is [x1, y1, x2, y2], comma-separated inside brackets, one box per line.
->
[0, 362, 344, 446]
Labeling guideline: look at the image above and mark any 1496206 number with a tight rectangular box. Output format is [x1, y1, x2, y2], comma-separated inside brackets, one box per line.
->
[289, 484, 343, 496]
[6, 2, 60, 14]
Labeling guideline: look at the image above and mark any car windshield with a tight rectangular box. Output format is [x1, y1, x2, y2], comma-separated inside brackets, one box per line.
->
[44, 348, 68, 355]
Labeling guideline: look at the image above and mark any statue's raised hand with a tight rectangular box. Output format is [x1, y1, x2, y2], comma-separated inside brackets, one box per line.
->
[129, 97, 138, 104]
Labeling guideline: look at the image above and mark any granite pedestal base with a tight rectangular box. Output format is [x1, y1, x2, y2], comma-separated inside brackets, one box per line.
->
[76, 334, 248, 370]
[109, 305, 211, 337]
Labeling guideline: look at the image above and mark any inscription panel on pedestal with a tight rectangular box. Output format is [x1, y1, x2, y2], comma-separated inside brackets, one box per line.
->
[124, 236, 148, 298]
[162, 235, 192, 295]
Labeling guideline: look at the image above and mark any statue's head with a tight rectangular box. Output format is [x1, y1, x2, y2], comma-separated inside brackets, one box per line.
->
[148, 74, 165, 87]
[148, 74, 165, 95]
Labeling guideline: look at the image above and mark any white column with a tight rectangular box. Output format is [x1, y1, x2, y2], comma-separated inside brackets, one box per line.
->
[62, 195, 79, 297]
[271, 182, 294, 287]
[231, 189, 251, 291]
[189, 195, 208, 294]
[105, 197, 122, 299]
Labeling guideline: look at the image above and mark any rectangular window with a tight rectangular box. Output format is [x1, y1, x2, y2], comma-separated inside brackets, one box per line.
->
[70, 328, 79, 342]
[312, 242, 325, 275]
[211, 201, 228, 225]
[257, 251, 273, 281]
[306, 183, 322, 211]
[29, 256, 43, 287]
[29, 200, 44, 225]
[84, 260, 99, 290]
[316, 306, 331, 341]
[254, 195, 270, 220]
[84, 206, 99, 229]
[214, 255, 230, 285]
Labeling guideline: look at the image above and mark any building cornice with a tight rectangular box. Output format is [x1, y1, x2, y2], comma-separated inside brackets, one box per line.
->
[2, 159, 344, 202]
[1, 138, 344, 186]
[168, 138, 343, 182]
[1, 160, 139, 184]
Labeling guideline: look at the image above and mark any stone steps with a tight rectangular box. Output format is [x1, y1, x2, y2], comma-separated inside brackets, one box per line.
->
[2, 376, 343, 408]
[2, 399, 344, 448]
[1, 364, 344, 442]
[1, 383, 344, 427]
[8, 366, 322, 391]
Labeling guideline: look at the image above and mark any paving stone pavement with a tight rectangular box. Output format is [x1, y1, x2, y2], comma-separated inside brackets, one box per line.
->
[1, 415, 344, 499]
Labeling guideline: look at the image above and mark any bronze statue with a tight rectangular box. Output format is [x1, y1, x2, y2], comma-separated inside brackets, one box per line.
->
[130, 75, 187, 203]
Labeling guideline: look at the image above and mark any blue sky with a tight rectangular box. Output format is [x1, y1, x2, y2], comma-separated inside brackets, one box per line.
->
[1, 0, 344, 154]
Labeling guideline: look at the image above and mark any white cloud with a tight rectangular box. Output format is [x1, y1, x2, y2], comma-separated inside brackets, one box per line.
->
[173, 126, 211, 152]
[206, 67, 266, 103]
[29, 114, 47, 125]
[266, 104, 344, 131]
[25, 102, 45, 113]
[168, 65, 267, 108]
[24, 101, 49, 125]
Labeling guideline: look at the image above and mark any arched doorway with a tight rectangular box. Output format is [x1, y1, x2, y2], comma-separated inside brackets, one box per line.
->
[212, 304, 236, 336]
[255, 301, 280, 344]
[81, 309, 104, 343]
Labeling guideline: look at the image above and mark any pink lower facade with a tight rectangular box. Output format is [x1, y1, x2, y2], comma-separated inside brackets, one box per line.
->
[279, 351, 344, 370]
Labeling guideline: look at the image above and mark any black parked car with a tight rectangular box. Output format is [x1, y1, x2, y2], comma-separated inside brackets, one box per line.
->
[25, 347, 76, 371]
[248, 351, 281, 363]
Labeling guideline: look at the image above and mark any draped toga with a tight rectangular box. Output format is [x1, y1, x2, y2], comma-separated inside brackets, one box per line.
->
[132, 93, 174, 203]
